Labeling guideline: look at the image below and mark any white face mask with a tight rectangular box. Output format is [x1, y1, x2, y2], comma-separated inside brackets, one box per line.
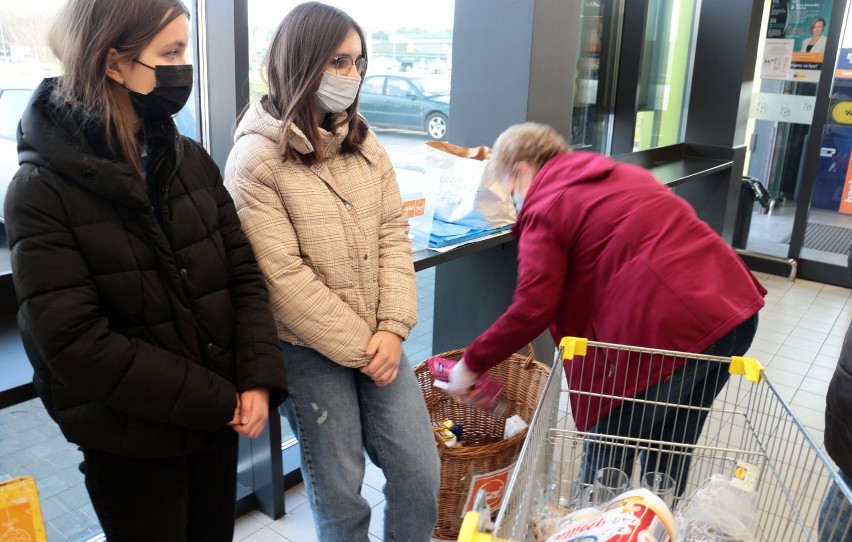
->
[513, 193, 524, 213]
[313, 71, 361, 113]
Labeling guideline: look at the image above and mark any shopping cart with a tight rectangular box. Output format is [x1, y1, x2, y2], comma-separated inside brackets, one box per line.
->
[458, 336, 852, 541]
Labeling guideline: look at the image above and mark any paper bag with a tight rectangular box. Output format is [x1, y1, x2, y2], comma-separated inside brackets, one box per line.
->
[425, 141, 517, 230]
[394, 164, 437, 252]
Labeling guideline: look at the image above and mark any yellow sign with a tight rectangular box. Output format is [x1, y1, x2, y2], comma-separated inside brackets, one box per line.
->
[831, 101, 852, 125]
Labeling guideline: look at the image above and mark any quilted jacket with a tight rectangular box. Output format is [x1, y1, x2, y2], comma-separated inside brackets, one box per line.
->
[224, 101, 416, 367]
[6, 77, 288, 457]
[825, 247, 852, 475]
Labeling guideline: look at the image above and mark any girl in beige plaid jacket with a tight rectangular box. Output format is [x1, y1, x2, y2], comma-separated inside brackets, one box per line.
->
[223, 3, 440, 541]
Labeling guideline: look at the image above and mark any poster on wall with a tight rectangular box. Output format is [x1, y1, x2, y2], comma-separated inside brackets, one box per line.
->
[762, 39, 794, 80]
[762, 0, 833, 83]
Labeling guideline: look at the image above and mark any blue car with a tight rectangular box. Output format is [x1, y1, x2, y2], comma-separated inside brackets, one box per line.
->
[359, 74, 450, 140]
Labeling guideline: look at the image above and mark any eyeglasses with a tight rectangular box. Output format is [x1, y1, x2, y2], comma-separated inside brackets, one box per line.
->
[331, 56, 367, 76]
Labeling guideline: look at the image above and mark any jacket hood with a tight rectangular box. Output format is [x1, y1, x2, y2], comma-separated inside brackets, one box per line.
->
[17, 77, 176, 210]
[530, 151, 615, 196]
[514, 151, 615, 226]
[234, 99, 349, 159]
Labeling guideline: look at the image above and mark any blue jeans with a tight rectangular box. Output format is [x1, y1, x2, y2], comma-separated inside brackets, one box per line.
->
[279, 342, 440, 542]
[819, 469, 852, 541]
[581, 314, 758, 498]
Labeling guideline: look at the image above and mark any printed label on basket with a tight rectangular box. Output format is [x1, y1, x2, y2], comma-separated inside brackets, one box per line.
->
[731, 460, 758, 491]
[461, 461, 517, 518]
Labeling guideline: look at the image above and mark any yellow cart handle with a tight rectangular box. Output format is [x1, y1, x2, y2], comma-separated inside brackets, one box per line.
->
[457, 510, 499, 542]
[457, 490, 512, 542]
[560, 336, 765, 385]
[729, 356, 765, 384]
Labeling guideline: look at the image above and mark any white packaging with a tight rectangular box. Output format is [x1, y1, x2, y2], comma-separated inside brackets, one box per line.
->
[504, 414, 528, 439]
[394, 164, 437, 252]
[544, 488, 677, 542]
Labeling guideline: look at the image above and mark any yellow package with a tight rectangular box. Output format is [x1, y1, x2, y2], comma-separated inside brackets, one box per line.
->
[0, 476, 47, 542]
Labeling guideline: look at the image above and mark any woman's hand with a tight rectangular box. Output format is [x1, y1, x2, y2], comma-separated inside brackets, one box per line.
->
[448, 359, 480, 399]
[230, 387, 270, 438]
[361, 331, 403, 386]
[227, 393, 242, 427]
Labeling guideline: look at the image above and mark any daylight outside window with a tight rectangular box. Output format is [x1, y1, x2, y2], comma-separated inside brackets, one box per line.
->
[247, 0, 454, 167]
[0, 1, 199, 277]
[0, 2, 63, 275]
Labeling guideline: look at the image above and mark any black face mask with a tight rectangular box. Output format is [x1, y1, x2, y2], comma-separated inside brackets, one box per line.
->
[126, 60, 193, 121]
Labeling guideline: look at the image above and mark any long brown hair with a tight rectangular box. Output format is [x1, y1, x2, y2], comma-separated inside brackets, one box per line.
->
[262, 1, 369, 164]
[48, 0, 190, 173]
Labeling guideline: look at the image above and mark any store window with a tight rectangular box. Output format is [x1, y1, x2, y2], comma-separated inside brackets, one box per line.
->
[633, 0, 698, 151]
[0, 1, 199, 277]
[0, 3, 63, 275]
[246, 0, 454, 166]
[570, 1, 609, 152]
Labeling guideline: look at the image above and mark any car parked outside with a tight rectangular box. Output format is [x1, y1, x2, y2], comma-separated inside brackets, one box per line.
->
[359, 73, 450, 140]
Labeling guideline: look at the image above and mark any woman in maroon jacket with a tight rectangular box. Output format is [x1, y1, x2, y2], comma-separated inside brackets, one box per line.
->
[449, 122, 766, 496]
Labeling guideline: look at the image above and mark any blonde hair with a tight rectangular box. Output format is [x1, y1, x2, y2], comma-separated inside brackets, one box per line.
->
[486, 122, 569, 182]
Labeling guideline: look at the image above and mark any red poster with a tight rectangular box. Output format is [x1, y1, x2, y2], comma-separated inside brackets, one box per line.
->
[461, 461, 516, 518]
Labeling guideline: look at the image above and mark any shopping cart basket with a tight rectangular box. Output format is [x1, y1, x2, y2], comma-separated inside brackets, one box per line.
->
[458, 336, 852, 541]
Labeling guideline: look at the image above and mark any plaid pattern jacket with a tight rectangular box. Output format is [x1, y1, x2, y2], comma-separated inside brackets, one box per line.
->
[224, 101, 416, 367]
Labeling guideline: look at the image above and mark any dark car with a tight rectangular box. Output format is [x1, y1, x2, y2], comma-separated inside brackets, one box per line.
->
[359, 74, 450, 140]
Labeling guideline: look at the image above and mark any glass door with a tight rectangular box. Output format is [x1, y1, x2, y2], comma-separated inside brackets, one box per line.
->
[803, 10, 852, 268]
[743, 0, 852, 281]
[570, 0, 621, 153]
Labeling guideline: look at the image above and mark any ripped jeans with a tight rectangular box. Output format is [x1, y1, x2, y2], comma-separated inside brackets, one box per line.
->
[279, 342, 440, 542]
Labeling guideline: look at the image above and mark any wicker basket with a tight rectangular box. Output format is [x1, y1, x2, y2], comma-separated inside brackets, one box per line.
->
[413, 346, 550, 540]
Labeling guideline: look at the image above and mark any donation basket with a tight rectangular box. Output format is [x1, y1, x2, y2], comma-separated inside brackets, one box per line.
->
[414, 346, 550, 539]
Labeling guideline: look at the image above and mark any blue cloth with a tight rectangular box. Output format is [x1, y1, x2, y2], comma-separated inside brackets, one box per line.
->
[279, 343, 440, 542]
[428, 219, 512, 248]
[579, 314, 758, 499]
[820, 469, 852, 541]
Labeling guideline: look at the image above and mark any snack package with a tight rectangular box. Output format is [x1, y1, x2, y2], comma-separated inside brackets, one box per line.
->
[432, 419, 458, 447]
[544, 488, 677, 542]
[427, 356, 511, 416]
[427, 355, 458, 382]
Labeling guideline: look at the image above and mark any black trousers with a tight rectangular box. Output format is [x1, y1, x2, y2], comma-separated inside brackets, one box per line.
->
[82, 428, 239, 542]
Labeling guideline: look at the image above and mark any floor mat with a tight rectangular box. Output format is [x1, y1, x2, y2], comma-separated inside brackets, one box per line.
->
[780, 222, 852, 254]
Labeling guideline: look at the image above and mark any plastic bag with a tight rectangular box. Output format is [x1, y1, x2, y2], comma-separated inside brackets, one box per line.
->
[675, 474, 758, 542]
[529, 470, 571, 542]
[425, 141, 517, 230]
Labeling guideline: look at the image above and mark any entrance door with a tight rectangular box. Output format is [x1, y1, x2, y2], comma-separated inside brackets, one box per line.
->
[744, 0, 852, 285]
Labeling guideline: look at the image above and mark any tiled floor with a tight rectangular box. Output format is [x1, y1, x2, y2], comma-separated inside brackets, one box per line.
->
[1, 267, 851, 542]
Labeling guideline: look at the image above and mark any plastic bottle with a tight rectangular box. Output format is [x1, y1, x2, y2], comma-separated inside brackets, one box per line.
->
[463, 372, 511, 417]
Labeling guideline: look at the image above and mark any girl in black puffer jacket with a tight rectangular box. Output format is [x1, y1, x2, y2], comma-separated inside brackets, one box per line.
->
[4, 1, 287, 541]
[820, 245, 852, 541]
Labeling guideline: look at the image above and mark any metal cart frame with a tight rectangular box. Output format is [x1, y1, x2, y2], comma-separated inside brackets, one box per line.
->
[459, 337, 852, 542]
